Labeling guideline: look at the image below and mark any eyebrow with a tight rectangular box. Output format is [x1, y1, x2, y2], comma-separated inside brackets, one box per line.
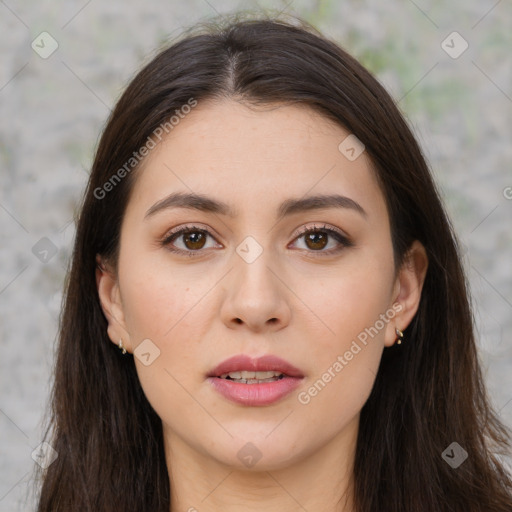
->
[144, 191, 367, 220]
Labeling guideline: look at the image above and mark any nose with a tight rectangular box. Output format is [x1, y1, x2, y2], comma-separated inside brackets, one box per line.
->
[220, 248, 291, 333]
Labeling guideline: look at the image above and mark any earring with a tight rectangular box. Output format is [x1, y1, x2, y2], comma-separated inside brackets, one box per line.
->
[395, 328, 404, 345]
[118, 338, 127, 354]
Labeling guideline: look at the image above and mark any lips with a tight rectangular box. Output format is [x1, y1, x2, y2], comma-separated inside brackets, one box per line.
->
[207, 354, 305, 406]
[207, 354, 304, 379]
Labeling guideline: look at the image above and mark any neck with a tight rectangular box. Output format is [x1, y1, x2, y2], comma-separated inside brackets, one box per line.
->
[164, 415, 359, 512]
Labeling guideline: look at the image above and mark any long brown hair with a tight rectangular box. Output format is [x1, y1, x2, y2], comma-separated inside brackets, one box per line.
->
[34, 12, 512, 511]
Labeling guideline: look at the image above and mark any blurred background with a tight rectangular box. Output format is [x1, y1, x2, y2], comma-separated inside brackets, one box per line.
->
[1, 0, 511, 510]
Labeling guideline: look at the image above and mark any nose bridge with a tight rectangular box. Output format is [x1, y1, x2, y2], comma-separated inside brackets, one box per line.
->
[233, 234, 279, 299]
[221, 233, 291, 330]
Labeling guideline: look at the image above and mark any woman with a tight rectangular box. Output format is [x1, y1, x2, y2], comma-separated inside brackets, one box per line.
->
[34, 13, 512, 512]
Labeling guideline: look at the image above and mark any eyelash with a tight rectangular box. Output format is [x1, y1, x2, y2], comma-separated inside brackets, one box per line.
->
[159, 223, 353, 258]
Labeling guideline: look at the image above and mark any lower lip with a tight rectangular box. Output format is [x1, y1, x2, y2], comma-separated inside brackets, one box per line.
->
[207, 376, 303, 406]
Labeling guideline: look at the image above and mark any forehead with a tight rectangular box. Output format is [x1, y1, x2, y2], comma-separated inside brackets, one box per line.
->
[126, 99, 387, 224]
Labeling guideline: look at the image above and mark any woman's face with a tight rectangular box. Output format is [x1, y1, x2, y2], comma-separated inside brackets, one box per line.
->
[98, 99, 424, 472]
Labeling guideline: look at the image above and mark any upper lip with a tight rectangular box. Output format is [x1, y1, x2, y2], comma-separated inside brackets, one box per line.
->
[208, 354, 304, 378]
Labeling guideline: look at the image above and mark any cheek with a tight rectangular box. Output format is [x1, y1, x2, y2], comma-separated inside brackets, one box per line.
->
[121, 268, 210, 425]
[295, 256, 393, 411]
[118, 260, 215, 394]
[298, 256, 393, 352]
[120, 259, 212, 342]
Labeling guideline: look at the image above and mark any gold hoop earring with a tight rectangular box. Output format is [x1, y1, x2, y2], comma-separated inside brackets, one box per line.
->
[118, 338, 127, 354]
[395, 328, 404, 345]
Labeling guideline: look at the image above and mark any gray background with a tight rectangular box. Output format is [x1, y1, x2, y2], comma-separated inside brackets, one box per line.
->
[1, 0, 511, 510]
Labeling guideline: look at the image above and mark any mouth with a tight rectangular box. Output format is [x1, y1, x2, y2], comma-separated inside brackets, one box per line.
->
[217, 370, 287, 384]
[206, 354, 304, 406]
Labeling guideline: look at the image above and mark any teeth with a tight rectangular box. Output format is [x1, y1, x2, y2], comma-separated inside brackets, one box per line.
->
[220, 370, 284, 380]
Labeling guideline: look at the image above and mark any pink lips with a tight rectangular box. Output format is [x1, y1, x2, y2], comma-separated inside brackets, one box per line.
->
[207, 354, 304, 407]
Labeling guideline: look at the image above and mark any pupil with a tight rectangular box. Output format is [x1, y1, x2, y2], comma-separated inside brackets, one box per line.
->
[185, 232, 205, 249]
[307, 232, 327, 250]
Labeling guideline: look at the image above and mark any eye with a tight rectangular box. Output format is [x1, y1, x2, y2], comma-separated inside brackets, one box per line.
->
[160, 223, 353, 257]
[160, 225, 221, 256]
[290, 223, 353, 256]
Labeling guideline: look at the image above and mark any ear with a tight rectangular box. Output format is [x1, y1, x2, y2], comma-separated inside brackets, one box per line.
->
[95, 254, 132, 352]
[384, 240, 429, 347]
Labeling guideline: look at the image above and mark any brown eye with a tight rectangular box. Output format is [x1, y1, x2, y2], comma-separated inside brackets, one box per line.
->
[161, 225, 219, 256]
[291, 224, 353, 256]
[161, 223, 352, 258]
[181, 230, 207, 250]
[303, 231, 328, 250]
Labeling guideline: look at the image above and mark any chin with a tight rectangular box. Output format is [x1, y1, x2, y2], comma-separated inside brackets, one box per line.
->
[205, 435, 306, 472]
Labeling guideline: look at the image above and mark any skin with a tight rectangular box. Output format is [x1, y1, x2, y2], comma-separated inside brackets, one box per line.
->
[97, 98, 428, 512]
